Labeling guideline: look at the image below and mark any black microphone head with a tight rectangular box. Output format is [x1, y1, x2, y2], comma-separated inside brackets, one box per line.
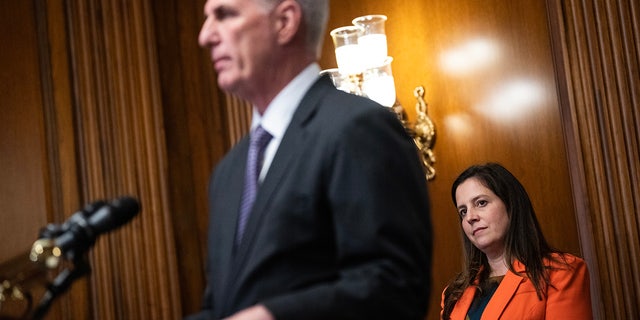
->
[87, 197, 140, 234]
[39, 200, 108, 239]
[53, 197, 140, 259]
[61, 200, 108, 230]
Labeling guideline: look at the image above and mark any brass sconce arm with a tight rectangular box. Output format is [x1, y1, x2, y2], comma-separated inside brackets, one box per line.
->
[393, 86, 436, 180]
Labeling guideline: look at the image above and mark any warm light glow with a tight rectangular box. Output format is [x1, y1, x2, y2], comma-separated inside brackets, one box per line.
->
[444, 113, 473, 137]
[330, 19, 394, 105]
[330, 26, 364, 75]
[475, 79, 545, 121]
[358, 34, 388, 69]
[362, 57, 396, 107]
[352, 15, 389, 70]
[363, 74, 396, 107]
[440, 39, 499, 75]
[335, 45, 364, 75]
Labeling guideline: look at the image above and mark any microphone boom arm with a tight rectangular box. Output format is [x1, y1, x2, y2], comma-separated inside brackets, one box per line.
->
[0, 196, 140, 319]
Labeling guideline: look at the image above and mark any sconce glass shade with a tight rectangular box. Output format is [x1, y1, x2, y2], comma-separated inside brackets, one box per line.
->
[320, 68, 360, 94]
[362, 57, 396, 107]
[325, 14, 436, 180]
[330, 26, 364, 75]
[352, 15, 388, 69]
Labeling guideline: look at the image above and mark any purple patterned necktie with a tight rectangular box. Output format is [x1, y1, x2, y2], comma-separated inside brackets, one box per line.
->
[236, 125, 272, 245]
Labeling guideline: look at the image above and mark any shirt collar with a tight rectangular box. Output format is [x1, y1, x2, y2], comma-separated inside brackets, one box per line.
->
[250, 63, 321, 139]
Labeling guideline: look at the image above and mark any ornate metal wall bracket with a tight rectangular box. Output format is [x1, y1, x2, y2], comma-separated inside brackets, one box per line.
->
[392, 86, 436, 180]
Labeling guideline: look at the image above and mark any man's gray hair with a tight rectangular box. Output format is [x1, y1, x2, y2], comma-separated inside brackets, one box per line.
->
[296, 0, 330, 58]
[261, 0, 330, 58]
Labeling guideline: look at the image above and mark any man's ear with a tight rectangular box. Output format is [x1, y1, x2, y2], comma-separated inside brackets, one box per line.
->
[273, 0, 302, 45]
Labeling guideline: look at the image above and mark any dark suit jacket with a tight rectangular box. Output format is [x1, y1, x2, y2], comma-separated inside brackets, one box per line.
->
[189, 76, 432, 320]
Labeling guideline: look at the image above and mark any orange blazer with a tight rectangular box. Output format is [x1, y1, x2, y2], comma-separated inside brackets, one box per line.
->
[442, 253, 592, 319]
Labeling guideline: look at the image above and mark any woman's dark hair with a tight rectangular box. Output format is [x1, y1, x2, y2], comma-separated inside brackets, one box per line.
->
[441, 163, 564, 319]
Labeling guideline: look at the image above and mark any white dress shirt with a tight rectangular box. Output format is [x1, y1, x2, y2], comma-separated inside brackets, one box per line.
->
[250, 63, 321, 182]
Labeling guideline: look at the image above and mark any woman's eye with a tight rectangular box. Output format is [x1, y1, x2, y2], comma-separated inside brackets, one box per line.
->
[477, 200, 487, 207]
[458, 209, 467, 217]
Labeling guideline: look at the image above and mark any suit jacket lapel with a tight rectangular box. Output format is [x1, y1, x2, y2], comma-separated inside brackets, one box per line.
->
[230, 76, 333, 271]
[216, 138, 250, 309]
[232, 134, 301, 259]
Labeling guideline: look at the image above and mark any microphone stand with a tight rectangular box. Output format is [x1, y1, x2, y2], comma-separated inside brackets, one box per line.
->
[31, 256, 91, 320]
[30, 222, 94, 320]
[1, 197, 139, 319]
[0, 229, 92, 319]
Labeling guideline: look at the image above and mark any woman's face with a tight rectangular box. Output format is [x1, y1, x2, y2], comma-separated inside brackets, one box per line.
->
[455, 177, 510, 258]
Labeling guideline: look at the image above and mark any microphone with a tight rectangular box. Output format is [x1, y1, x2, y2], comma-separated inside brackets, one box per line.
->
[54, 196, 140, 259]
[0, 197, 140, 319]
[38, 200, 107, 239]
[60, 200, 109, 233]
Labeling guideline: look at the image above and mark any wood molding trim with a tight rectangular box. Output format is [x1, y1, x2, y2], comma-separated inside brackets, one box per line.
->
[547, 0, 640, 318]
[64, 0, 182, 318]
[35, 0, 89, 317]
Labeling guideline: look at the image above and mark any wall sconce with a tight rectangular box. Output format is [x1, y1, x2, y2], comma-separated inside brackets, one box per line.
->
[324, 15, 437, 180]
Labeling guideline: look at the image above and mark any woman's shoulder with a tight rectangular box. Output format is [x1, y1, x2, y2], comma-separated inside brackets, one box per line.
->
[543, 252, 591, 307]
[544, 252, 587, 271]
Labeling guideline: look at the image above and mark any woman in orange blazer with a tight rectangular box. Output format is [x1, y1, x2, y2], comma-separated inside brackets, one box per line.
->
[441, 163, 592, 320]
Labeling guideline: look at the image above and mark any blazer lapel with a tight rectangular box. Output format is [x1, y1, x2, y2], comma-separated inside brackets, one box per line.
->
[225, 138, 250, 255]
[481, 264, 526, 319]
[229, 76, 333, 270]
[216, 138, 250, 309]
[450, 261, 527, 320]
[451, 286, 476, 320]
[231, 134, 302, 259]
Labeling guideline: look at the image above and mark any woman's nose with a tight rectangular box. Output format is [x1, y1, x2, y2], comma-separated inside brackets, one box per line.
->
[465, 209, 479, 224]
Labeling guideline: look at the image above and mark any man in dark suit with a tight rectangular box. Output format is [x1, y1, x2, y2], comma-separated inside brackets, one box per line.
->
[187, 0, 432, 319]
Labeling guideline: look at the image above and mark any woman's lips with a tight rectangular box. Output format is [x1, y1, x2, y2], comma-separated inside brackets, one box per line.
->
[472, 227, 487, 236]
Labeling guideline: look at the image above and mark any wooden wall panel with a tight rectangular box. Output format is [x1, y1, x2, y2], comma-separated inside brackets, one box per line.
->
[0, 0, 49, 264]
[0, 0, 86, 317]
[64, 0, 182, 318]
[35, 0, 89, 317]
[548, 0, 640, 318]
[152, 0, 215, 314]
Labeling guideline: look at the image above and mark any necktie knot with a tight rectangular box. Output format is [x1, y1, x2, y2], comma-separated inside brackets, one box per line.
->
[250, 126, 273, 158]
